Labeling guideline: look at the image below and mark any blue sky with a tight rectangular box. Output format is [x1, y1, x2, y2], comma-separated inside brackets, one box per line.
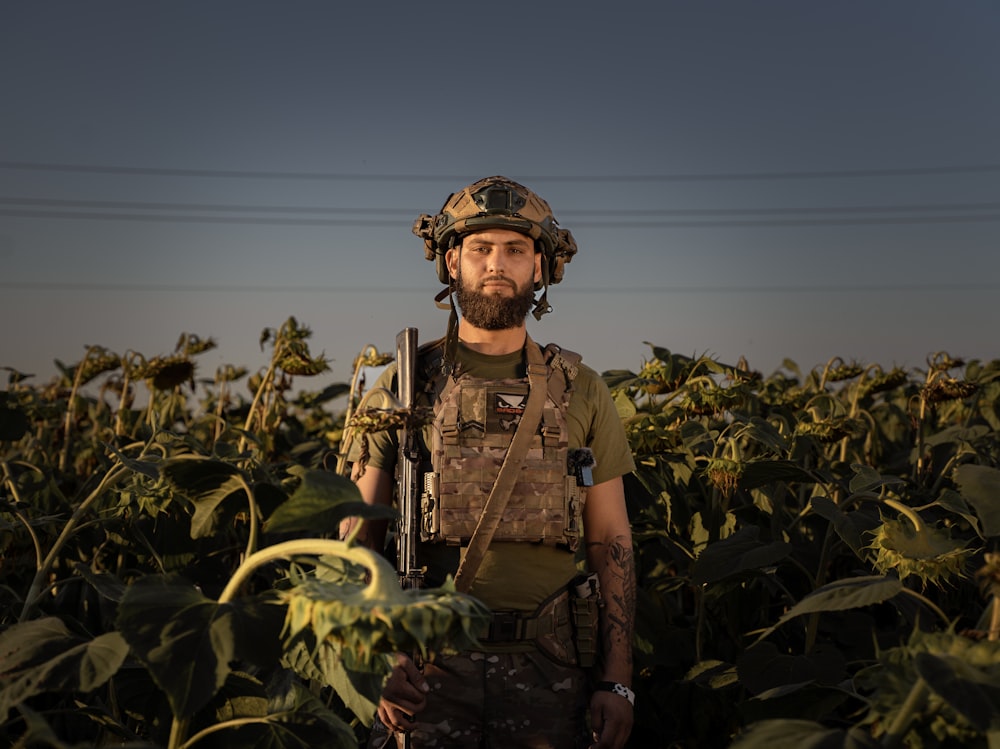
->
[2, 1, 998, 393]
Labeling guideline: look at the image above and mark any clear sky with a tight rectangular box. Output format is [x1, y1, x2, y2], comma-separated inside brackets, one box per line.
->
[2, 1, 998, 394]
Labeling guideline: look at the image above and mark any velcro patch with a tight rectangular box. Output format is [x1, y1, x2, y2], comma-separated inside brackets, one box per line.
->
[488, 384, 529, 433]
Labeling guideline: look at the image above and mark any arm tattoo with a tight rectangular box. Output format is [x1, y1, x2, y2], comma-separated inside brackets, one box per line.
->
[590, 535, 636, 668]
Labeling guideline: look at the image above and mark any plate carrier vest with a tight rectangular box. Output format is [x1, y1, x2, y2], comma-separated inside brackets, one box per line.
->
[415, 338, 587, 552]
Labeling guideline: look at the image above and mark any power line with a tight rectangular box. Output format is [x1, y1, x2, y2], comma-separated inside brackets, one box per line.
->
[572, 214, 1000, 229]
[0, 208, 397, 227]
[3, 195, 1000, 217]
[1, 281, 997, 294]
[0, 196, 407, 215]
[3, 206, 1000, 229]
[3, 159, 1000, 182]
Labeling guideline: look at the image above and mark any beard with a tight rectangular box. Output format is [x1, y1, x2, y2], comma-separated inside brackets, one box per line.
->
[454, 268, 536, 330]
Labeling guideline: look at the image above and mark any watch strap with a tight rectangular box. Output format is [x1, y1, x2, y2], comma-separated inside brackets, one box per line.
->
[595, 681, 635, 706]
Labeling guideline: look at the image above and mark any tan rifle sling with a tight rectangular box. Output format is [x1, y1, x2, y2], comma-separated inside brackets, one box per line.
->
[452, 337, 549, 593]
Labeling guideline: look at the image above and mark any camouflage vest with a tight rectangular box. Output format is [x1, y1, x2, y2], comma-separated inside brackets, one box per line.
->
[417, 338, 586, 551]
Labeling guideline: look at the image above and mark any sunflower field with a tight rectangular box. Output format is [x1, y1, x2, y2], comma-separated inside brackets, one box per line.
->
[2, 317, 999, 748]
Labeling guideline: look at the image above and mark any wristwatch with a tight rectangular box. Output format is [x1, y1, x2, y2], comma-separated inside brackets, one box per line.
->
[595, 681, 635, 706]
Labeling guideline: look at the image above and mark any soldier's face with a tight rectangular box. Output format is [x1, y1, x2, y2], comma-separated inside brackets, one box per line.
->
[446, 229, 542, 330]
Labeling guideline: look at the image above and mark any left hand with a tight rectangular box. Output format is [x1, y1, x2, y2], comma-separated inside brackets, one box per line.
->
[588, 688, 633, 749]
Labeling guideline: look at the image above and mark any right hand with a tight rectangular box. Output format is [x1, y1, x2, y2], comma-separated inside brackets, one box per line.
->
[376, 653, 430, 734]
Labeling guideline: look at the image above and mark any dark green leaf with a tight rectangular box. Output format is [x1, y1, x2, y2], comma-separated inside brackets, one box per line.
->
[282, 635, 384, 726]
[0, 618, 128, 719]
[643, 342, 672, 362]
[915, 652, 999, 731]
[935, 489, 984, 538]
[267, 670, 364, 746]
[0, 403, 30, 441]
[300, 381, 351, 405]
[1, 369, 34, 387]
[117, 575, 235, 719]
[740, 684, 854, 726]
[206, 712, 357, 749]
[954, 464, 1000, 537]
[679, 420, 713, 451]
[691, 526, 791, 585]
[611, 389, 637, 419]
[755, 575, 903, 643]
[925, 424, 991, 448]
[74, 561, 128, 602]
[849, 464, 903, 494]
[737, 642, 846, 696]
[684, 659, 739, 689]
[741, 460, 816, 490]
[211, 671, 268, 722]
[160, 457, 249, 539]
[601, 369, 638, 390]
[732, 719, 878, 749]
[264, 465, 393, 535]
[254, 480, 289, 517]
[810, 497, 865, 558]
[231, 593, 287, 669]
[104, 441, 160, 479]
[741, 419, 790, 455]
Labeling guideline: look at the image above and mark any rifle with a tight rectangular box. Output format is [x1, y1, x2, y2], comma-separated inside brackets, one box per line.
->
[394, 328, 422, 749]
[395, 327, 423, 591]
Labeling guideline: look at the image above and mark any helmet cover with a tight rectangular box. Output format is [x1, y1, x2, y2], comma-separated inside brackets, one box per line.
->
[413, 176, 577, 290]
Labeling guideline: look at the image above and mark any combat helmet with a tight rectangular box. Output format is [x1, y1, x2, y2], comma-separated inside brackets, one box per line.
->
[413, 176, 578, 318]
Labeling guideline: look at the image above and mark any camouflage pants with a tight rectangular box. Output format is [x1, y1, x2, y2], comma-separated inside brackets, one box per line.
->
[369, 648, 590, 748]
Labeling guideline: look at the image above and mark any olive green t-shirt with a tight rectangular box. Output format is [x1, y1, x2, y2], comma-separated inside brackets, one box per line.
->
[352, 340, 635, 612]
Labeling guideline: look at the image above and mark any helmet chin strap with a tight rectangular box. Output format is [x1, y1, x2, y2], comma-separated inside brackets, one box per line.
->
[443, 290, 460, 376]
[531, 285, 552, 321]
[433, 285, 460, 376]
[531, 257, 553, 321]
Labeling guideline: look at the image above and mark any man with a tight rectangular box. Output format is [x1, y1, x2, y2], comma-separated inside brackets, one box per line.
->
[342, 177, 635, 749]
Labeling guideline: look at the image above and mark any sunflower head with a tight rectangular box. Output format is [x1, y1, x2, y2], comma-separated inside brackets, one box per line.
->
[868, 516, 971, 588]
[704, 457, 745, 498]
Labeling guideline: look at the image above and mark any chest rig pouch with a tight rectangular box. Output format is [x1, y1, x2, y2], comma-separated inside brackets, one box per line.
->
[419, 342, 585, 551]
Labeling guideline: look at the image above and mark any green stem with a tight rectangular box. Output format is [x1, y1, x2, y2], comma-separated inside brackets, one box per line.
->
[167, 717, 190, 749]
[804, 522, 836, 654]
[235, 473, 259, 560]
[144, 391, 156, 434]
[213, 373, 228, 447]
[238, 359, 278, 456]
[59, 346, 97, 472]
[899, 587, 951, 629]
[178, 713, 297, 749]
[914, 386, 931, 483]
[989, 595, 1000, 642]
[882, 677, 929, 749]
[1, 461, 43, 569]
[929, 452, 967, 497]
[694, 584, 705, 663]
[218, 538, 390, 604]
[113, 368, 131, 437]
[19, 463, 130, 621]
[882, 498, 924, 533]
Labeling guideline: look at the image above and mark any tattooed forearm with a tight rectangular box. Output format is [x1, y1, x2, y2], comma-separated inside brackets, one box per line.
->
[588, 534, 636, 673]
